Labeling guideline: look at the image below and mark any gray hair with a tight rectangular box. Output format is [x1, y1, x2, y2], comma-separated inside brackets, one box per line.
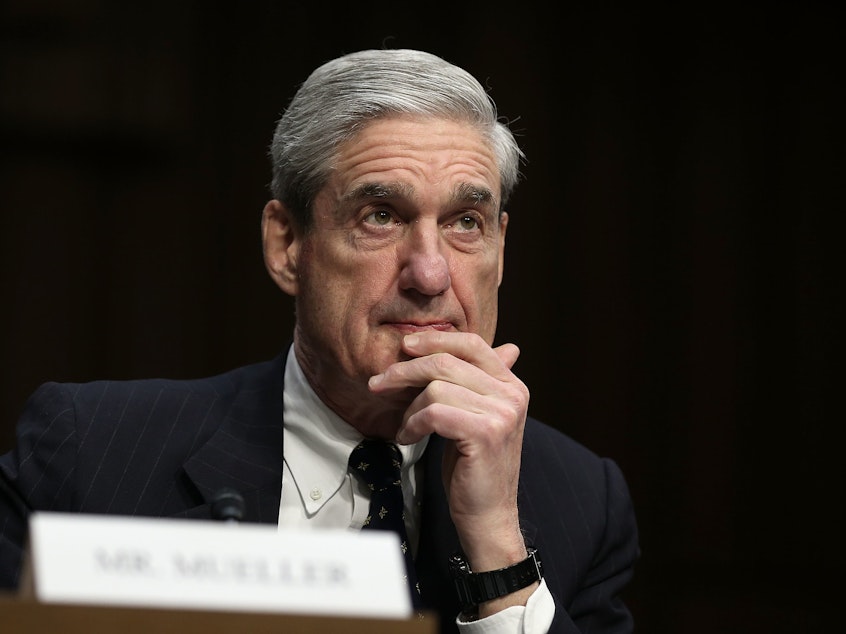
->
[268, 49, 524, 228]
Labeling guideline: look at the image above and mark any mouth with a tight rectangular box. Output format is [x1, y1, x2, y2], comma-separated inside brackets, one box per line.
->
[382, 320, 456, 334]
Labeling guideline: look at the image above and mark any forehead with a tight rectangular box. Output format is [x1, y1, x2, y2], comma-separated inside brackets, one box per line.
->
[330, 116, 501, 201]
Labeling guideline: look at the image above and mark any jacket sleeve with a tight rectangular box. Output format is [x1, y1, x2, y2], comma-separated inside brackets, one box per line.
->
[549, 458, 640, 633]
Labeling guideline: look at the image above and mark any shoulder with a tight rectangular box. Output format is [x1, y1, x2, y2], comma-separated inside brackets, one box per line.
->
[522, 415, 608, 471]
[520, 415, 634, 520]
[3, 354, 288, 500]
[32, 354, 284, 409]
[15, 354, 286, 448]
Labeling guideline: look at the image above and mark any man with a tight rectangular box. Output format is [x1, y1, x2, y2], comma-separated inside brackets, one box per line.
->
[0, 49, 639, 632]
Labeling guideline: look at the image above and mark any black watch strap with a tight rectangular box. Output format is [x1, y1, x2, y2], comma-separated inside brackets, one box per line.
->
[449, 548, 543, 610]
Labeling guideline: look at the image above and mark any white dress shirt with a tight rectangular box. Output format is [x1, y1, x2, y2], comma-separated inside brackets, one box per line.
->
[278, 347, 554, 632]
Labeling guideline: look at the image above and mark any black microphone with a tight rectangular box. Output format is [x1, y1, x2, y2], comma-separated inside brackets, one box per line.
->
[210, 487, 245, 523]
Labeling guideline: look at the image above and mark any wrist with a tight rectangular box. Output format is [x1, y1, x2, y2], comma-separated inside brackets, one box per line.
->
[454, 513, 524, 570]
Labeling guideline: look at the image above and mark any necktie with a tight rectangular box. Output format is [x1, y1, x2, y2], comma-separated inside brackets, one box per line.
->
[349, 439, 422, 605]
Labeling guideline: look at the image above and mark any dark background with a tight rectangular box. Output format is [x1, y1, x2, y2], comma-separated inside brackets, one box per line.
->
[1, 2, 842, 632]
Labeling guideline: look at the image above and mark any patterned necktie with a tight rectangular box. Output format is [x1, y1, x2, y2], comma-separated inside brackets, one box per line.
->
[349, 439, 422, 606]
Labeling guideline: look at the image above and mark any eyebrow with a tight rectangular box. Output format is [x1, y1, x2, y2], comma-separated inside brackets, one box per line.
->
[343, 181, 415, 202]
[343, 181, 499, 210]
[452, 182, 497, 209]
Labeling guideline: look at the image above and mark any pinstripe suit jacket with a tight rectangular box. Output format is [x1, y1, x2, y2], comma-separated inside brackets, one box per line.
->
[0, 352, 639, 633]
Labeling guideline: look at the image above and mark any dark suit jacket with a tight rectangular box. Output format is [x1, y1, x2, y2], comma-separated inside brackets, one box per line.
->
[0, 352, 639, 633]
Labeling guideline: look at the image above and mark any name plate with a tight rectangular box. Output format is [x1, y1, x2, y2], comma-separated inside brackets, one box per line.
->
[26, 512, 411, 619]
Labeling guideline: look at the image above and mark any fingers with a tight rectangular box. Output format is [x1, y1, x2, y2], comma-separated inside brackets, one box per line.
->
[394, 382, 516, 444]
[403, 331, 521, 372]
[368, 331, 521, 392]
[494, 342, 521, 370]
[367, 331, 529, 445]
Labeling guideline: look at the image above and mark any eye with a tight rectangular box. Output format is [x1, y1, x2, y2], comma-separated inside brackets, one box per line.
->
[364, 210, 396, 226]
[455, 215, 479, 231]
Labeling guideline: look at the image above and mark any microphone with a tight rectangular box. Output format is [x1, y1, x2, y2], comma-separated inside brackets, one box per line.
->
[210, 487, 245, 523]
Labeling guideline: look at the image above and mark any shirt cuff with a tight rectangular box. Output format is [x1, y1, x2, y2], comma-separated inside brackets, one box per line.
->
[456, 577, 555, 633]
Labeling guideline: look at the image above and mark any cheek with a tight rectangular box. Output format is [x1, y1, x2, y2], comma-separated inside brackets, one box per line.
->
[299, 255, 380, 328]
[455, 264, 501, 335]
[478, 289, 500, 339]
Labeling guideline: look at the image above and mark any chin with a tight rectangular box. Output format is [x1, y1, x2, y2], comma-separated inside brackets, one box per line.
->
[367, 340, 411, 371]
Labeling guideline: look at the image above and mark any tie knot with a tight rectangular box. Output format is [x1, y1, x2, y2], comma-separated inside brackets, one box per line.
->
[349, 439, 403, 492]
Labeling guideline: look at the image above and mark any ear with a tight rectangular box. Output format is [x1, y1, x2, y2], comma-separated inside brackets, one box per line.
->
[496, 211, 509, 286]
[261, 199, 301, 296]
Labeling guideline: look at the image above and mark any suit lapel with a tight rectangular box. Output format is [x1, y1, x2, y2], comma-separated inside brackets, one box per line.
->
[178, 354, 287, 524]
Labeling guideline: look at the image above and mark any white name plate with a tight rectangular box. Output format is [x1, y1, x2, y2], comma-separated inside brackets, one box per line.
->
[26, 511, 411, 619]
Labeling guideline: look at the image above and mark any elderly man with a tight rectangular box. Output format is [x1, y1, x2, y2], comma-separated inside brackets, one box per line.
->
[0, 49, 639, 633]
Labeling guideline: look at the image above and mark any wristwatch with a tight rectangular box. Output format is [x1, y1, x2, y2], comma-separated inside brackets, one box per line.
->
[449, 548, 543, 610]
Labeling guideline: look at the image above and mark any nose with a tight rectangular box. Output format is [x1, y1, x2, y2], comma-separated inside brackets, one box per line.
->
[397, 224, 451, 296]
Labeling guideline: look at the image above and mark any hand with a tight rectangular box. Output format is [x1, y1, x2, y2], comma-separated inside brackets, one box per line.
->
[368, 331, 531, 579]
